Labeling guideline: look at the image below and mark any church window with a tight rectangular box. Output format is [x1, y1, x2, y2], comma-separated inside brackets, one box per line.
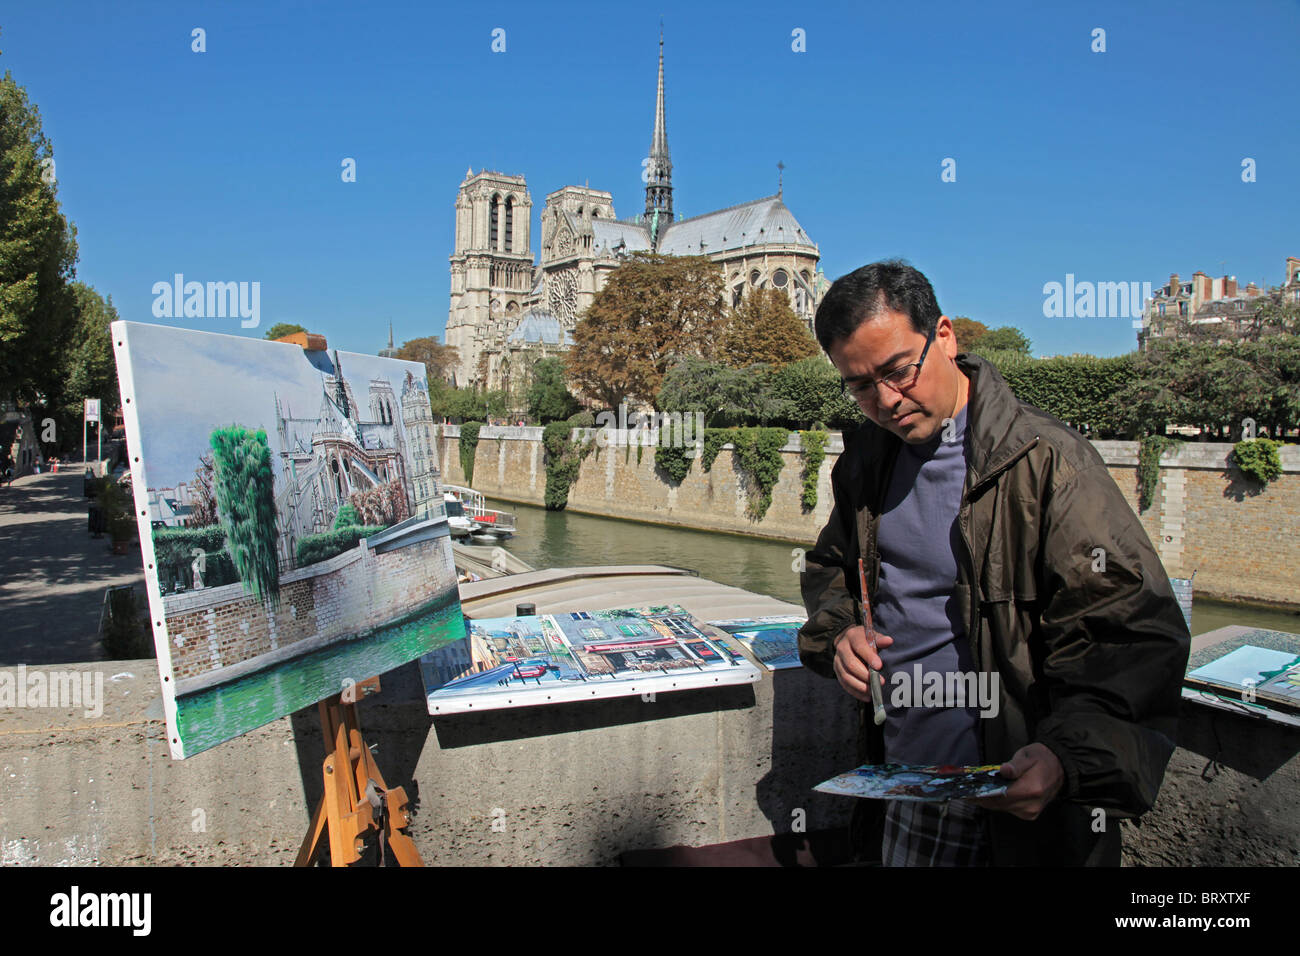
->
[772, 269, 788, 288]
[750, 270, 761, 287]
[733, 285, 744, 308]
[490, 194, 500, 249]
[504, 196, 514, 252]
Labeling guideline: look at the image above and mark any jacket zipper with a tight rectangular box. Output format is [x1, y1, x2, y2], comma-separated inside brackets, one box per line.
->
[957, 435, 1040, 764]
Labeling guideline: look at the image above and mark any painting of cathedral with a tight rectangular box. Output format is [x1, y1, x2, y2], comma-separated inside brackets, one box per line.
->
[444, 32, 830, 392]
[113, 322, 463, 759]
[273, 349, 441, 568]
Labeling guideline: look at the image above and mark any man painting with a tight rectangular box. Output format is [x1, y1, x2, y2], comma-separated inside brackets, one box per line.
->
[798, 260, 1190, 866]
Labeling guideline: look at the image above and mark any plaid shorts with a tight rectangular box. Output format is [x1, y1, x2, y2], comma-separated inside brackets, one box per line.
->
[882, 798, 990, 867]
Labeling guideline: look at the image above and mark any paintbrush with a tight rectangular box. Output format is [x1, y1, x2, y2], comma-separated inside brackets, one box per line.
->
[857, 557, 887, 726]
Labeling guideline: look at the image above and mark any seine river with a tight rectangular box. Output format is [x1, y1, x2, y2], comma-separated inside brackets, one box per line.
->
[488, 498, 1300, 638]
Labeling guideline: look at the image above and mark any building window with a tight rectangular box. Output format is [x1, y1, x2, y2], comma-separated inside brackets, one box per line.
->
[772, 269, 788, 288]
[1179, 302, 1188, 316]
[504, 196, 514, 253]
[750, 270, 761, 287]
[489, 194, 500, 249]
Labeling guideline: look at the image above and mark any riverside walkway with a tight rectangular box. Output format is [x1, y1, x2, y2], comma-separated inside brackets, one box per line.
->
[0, 470, 145, 665]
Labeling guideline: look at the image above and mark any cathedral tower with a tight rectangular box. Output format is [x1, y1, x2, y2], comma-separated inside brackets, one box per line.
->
[445, 170, 534, 388]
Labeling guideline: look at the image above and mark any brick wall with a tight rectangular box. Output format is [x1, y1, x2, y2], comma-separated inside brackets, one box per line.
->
[440, 426, 1299, 607]
[162, 530, 457, 682]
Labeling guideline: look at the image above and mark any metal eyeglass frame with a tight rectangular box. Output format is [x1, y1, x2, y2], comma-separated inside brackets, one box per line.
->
[839, 324, 938, 399]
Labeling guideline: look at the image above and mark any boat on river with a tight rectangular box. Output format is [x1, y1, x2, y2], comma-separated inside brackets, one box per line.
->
[440, 484, 517, 540]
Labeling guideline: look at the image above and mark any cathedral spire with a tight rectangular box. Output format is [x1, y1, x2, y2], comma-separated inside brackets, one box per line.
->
[644, 26, 673, 237]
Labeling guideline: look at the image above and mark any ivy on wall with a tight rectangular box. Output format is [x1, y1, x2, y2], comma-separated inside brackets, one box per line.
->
[542, 422, 594, 511]
[1232, 438, 1284, 486]
[731, 427, 790, 521]
[1136, 435, 1182, 512]
[799, 430, 828, 511]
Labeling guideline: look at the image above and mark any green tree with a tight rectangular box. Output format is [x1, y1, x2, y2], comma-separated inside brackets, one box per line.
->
[209, 425, 280, 605]
[657, 358, 785, 427]
[396, 335, 459, 383]
[0, 63, 79, 408]
[721, 288, 819, 369]
[950, 316, 989, 351]
[970, 326, 1031, 355]
[263, 322, 307, 341]
[769, 355, 865, 430]
[526, 357, 580, 423]
[568, 252, 727, 409]
[55, 283, 120, 452]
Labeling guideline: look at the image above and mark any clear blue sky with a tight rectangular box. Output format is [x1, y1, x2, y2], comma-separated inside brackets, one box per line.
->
[4, 0, 1297, 359]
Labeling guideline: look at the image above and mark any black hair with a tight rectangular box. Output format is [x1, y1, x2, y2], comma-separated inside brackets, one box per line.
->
[813, 259, 941, 352]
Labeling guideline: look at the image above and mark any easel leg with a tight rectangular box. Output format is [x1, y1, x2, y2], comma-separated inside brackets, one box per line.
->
[294, 683, 424, 867]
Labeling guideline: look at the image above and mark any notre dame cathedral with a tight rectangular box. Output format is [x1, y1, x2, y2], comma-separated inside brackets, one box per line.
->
[444, 33, 829, 395]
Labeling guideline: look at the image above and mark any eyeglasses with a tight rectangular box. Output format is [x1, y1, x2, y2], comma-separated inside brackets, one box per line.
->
[839, 326, 937, 399]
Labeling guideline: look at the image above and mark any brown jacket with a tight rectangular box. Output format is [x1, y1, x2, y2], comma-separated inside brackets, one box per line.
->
[798, 354, 1190, 865]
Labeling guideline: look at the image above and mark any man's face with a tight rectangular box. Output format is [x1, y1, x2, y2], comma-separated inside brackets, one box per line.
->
[828, 309, 967, 444]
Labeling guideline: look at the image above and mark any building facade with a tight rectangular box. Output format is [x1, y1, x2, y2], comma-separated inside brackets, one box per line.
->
[444, 34, 827, 391]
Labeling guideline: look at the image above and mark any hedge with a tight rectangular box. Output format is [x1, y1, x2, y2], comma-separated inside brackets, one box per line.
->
[295, 525, 388, 566]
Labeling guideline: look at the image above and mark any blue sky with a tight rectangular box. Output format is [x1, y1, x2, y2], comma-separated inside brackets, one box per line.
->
[4, 0, 1297, 359]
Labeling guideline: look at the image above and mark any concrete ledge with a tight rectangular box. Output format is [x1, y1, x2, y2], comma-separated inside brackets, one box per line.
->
[1, 649, 1296, 865]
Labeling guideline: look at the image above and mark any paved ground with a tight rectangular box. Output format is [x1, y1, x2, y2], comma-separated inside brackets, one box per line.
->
[0, 470, 145, 665]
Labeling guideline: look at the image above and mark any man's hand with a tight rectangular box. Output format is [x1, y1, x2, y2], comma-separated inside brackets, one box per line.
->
[832, 625, 893, 704]
[973, 743, 1065, 820]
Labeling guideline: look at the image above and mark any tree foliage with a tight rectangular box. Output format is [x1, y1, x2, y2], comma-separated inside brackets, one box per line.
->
[209, 426, 280, 604]
[1117, 336, 1300, 439]
[970, 325, 1031, 356]
[721, 287, 819, 369]
[526, 357, 580, 423]
[396, 335, 459, 384]
[567, 252, 727, 409]
[0, 67, 79, 409]
[950, 316, 989, 352]
[189, 452, 219, 526]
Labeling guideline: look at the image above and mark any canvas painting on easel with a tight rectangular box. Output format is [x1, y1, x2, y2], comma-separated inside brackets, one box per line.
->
[113, 321, 465, 758]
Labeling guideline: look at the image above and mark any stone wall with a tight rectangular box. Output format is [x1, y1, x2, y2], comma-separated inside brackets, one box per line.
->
[439, 426, 1300, 607]
[161, 528, 457, 684]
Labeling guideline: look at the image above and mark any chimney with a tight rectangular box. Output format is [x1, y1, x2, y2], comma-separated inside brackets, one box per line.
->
[1169, 273, 1180, 296]
[1192, 271, 1210, 303]
[1224, 275, 1238, 297]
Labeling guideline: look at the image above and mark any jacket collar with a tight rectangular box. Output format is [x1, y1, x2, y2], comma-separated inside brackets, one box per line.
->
[849, 352, 1035, 489]
[955, 353, 1037, 486]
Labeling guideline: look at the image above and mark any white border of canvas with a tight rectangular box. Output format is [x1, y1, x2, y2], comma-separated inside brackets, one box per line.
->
[112, 321, 188, 758]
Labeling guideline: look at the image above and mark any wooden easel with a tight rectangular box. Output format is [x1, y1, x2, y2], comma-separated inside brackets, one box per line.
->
[295, 677, 424, 867]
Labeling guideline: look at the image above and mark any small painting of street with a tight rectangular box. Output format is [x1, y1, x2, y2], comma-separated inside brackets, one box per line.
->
[115, 322, 464, 758]
[706, 615, 807, 670]
[422, 604, 759, 713]
[814, 763, 1010, 802]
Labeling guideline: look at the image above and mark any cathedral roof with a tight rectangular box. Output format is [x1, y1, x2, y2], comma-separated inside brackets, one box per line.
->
[591, 218, 652, 255]
[654, 194, 817, 256]
[508, 309, 574, 345]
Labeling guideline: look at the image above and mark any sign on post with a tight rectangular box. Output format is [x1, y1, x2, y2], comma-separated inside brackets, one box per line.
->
[85, 399, 101, 423]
